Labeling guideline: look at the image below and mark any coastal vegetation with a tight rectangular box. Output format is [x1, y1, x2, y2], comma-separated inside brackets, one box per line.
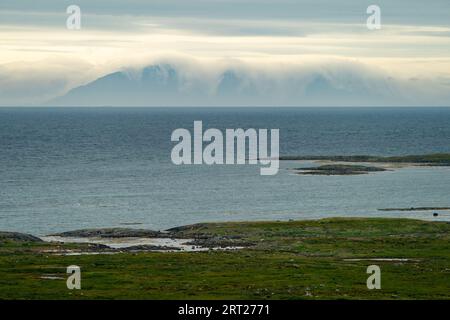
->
[1, 218, 449, 299]
[280, 153, 450, 166]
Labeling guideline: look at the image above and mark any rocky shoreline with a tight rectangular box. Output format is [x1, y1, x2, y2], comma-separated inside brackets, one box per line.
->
[0, 225, 254, 253]
[293, 164, 387, 175]
[0, 231, 43, 243]
[378, 207, 450, 212]
[50, 228, 167, 239]
[279, 153, 450, 165]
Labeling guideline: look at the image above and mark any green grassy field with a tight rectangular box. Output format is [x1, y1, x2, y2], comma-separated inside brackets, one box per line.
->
[1, 218, 449, 299]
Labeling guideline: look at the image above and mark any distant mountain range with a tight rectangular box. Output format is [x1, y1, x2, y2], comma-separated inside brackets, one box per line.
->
[48, 63, 403, 106]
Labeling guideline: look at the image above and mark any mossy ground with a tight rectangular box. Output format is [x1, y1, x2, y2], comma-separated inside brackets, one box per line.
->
[1, 218, 449, 299]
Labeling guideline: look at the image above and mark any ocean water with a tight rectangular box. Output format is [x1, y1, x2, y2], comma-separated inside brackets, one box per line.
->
[1, 107, 450, 236]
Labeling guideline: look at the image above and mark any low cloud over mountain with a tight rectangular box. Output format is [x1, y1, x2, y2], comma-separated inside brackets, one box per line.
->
[48, 59, 421, 107]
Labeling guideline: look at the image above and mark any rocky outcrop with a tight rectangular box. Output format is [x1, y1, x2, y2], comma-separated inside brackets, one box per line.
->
[50, 228, 166, 238]
[294, 164, 386, 175]
[0, 231, 43, 242]
[121, 245, 182, 251]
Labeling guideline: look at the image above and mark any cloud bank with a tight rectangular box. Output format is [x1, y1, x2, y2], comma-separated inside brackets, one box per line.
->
[1, 1, 449, 106]
[40, 57, 450, 107]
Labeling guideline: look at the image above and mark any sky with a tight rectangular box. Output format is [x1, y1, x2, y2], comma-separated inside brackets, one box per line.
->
[1, 0, 450, 106]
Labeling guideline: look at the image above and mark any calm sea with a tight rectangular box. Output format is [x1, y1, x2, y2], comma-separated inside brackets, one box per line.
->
[1, 107, 450, 235]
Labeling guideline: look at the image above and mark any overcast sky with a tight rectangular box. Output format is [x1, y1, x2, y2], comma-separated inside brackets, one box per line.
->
[1, 0, 450, 105]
